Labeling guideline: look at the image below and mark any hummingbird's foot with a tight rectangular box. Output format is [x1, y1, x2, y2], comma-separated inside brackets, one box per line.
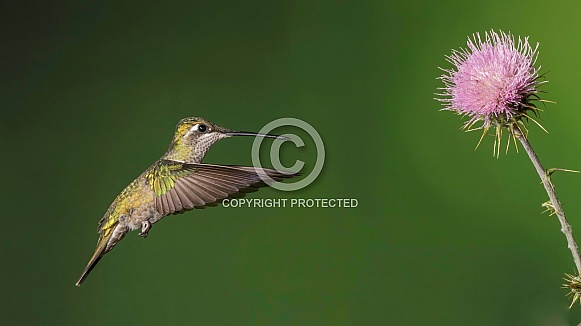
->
[139, 221, 151, 238]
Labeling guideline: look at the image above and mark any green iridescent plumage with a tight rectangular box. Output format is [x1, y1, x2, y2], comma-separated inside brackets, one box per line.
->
[147, 161, 196, 196]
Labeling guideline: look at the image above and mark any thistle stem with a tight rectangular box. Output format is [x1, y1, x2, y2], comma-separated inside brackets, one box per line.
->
[514, 127, 581, 274]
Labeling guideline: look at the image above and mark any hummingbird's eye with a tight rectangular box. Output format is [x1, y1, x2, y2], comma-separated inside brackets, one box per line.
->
[197, 124, 207, 133]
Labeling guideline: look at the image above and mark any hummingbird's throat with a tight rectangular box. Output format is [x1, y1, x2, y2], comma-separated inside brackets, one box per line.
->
[164, 133, 227, 163]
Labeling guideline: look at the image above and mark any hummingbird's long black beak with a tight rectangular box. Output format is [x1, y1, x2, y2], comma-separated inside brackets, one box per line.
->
[225, 131, 290, 141]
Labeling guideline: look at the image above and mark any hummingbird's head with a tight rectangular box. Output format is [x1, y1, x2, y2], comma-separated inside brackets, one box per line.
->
[164, 117, 287, 163]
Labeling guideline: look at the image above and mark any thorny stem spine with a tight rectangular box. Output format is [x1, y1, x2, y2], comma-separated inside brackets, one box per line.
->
[514, 126, 581, 274]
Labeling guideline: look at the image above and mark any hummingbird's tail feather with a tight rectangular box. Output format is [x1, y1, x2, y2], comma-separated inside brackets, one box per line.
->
[75, 230, 114, 286]
[76, 255, 103, 286]
[76, 240, 107, 286]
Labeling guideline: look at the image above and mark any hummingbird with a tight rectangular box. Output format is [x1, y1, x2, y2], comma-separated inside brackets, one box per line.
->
[76, 117, 297, 286]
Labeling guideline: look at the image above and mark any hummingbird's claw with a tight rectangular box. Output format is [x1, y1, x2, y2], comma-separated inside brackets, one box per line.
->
[139, 221, 151, 238]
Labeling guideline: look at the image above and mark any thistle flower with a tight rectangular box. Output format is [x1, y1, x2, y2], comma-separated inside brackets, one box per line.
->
[437, 30, 548, 155]
[437, 30, 581, 308]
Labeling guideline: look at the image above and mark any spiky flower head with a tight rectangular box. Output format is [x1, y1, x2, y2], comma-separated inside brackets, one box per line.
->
[563, 273, 581, 308]
[437, 30, 547, 155]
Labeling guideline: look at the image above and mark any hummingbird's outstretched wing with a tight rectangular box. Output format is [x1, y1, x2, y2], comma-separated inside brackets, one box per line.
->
[149, 160, 296, 216]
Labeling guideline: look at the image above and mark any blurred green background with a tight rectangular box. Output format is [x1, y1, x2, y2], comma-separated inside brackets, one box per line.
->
[3, 0, 581, 325]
